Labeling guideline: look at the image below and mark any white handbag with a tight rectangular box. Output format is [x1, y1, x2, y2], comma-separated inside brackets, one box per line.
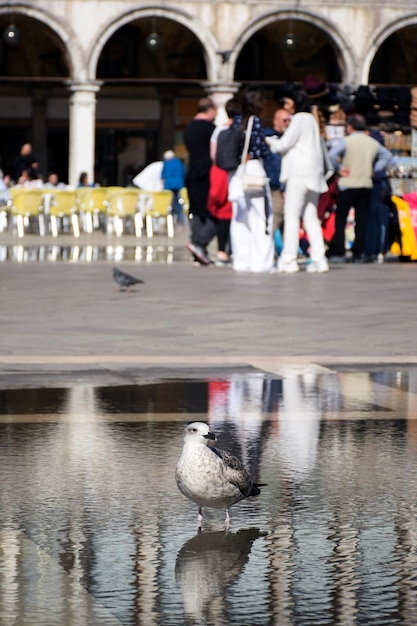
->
[228, 116, 269, 201]
[240, 116, 269, 194]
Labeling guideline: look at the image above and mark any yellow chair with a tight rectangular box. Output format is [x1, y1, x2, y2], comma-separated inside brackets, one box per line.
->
[75, 187, 108, 233]
[8, 188, 46, 237]
[178, 187, 190, 217]
[0, 197, 8, 233]
[105, 187, 143, 237]
[144, 190, 174, 238]
[45, 189, 80, 238]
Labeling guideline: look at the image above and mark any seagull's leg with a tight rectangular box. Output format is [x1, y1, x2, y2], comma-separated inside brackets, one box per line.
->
[225, 508, 231, 530]
[197, 507, 203, 529]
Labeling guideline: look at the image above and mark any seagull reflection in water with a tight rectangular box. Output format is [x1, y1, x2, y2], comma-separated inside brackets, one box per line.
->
[175, 528, 266, 625]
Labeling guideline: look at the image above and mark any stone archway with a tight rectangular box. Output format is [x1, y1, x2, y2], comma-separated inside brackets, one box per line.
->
[229, 10, 357, 86]
[364, 18, 417, 85]
[88, 7, 219, 83]
[85, 9, 221, 184]
[0, 6, 85, 180]
[0, 5, 84, 79]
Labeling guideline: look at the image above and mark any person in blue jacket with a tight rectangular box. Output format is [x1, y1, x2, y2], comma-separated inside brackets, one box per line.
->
[161, 149, 186, 225]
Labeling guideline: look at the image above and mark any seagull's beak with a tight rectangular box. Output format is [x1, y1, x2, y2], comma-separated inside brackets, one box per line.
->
[203, 431, 216, 441]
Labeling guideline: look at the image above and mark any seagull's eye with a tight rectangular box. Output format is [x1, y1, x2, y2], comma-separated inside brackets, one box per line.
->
[191, 428, 197, 432]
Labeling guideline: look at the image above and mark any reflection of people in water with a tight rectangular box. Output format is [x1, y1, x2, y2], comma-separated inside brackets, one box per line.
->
[274, 373, 321, 481]
[208, 374, 280, 479]
[175, 528, 265, 624]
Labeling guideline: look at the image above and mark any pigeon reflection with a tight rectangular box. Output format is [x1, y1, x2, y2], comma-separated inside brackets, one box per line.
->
[175, 528, 265, 624]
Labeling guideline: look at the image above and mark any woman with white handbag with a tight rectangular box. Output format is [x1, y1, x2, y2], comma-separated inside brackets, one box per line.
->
[228, 87, 274, 273]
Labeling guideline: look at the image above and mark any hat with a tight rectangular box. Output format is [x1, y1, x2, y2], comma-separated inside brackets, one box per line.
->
[302, 75, 329, 100]
[163, 150, 175, 160]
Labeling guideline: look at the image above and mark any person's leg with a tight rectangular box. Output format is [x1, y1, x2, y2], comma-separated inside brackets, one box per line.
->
[217, 219, 231, 260]
[365, 183, 381, 258]
[230, 198, 251, 272]
[278, 178, 305, 268]
[301, 190, 327, 263]
[328, 189, 354, 258]
[376, 179, 390, 256]
[379, 194, 391, 256]
[246, 195, 274, 273]
[352, 188, 371, 259]
[191, 215, 217, 250]
[172, 189, 183, 225]
[270, 189, 285, 235]
[185, 176, 215, 264]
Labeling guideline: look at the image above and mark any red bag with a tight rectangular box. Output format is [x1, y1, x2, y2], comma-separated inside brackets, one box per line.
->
[322, 211, 336, 243]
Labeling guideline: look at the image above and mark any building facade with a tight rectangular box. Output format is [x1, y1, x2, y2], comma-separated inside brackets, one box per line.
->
[0, 0, 416, 185]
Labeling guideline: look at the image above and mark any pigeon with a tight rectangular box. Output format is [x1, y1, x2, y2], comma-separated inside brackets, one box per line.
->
[175, 421, 265, 528]
[112, 267, 144, 291]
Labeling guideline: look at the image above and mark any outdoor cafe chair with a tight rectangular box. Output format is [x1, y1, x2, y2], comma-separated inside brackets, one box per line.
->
[105, 187, 143, 237]
[7, 188, 46, 237]
[75, 187, 108, 233]
[143, 190, 174, 238]
[44, 189, 80, 238]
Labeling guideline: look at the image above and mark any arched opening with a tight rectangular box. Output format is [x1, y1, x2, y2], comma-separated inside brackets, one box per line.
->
[95, 16, 209, 185]
[369, 25, 417, 84]
[0, 13, 71, 182]
[97, 18, 207, 81]
[235, 19, 343, 85]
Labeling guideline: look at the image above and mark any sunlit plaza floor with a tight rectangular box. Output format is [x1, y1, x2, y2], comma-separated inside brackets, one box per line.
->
[1, 228, 417, 625]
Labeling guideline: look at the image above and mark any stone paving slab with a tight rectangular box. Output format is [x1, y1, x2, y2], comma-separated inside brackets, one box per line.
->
[0, 231, 416, 388]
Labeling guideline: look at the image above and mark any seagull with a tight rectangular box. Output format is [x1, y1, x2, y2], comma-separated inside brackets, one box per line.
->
[175, 421, 265, 528]
[112, 267, 144, 291]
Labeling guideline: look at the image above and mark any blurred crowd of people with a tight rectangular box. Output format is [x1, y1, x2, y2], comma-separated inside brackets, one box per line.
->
[0, 142, 71, 205]
[2, 80, 403, 267]
[181, 81, 400, 273]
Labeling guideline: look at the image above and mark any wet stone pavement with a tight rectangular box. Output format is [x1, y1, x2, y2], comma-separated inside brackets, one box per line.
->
[0, 231, 417, 625]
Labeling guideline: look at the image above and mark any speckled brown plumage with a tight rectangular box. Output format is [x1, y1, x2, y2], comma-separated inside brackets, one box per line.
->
[175, 421, 263, 528]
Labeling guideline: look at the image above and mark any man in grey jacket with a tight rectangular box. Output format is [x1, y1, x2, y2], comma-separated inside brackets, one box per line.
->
[327, 114, 392, 262]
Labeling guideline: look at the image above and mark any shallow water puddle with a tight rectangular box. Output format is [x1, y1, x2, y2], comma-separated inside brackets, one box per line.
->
[1, 368, 417, 625]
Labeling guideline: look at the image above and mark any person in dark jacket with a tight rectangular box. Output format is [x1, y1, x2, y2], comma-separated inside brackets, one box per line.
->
[183, 97, 218, 265]
[13, 143, 36, 182]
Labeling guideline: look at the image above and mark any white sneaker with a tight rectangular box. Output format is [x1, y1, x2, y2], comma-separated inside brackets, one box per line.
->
[306, 259, 329, 273]
[277, 260, 299, 274]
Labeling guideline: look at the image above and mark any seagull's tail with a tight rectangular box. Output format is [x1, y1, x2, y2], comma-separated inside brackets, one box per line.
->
[249, 482, 267, 497]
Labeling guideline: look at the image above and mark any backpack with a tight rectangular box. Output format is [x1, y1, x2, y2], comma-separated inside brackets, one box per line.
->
[215, 126, 241, 171]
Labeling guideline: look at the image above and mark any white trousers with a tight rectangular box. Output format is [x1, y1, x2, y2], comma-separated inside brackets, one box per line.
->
[280, 177, 326, 265]
[230, 193, 274, 273]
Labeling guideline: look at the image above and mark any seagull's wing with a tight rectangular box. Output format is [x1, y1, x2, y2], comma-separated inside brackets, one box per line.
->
[210, 446, 255, 497]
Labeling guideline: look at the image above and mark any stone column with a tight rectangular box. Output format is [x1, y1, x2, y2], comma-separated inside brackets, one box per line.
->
[204, 82, 241, 126]
[67, 81, 102, 187]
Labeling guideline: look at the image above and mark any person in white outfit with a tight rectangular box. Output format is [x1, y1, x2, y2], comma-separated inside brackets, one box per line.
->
[229, 87, 274, 273]
[266, 89, 329, 273]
